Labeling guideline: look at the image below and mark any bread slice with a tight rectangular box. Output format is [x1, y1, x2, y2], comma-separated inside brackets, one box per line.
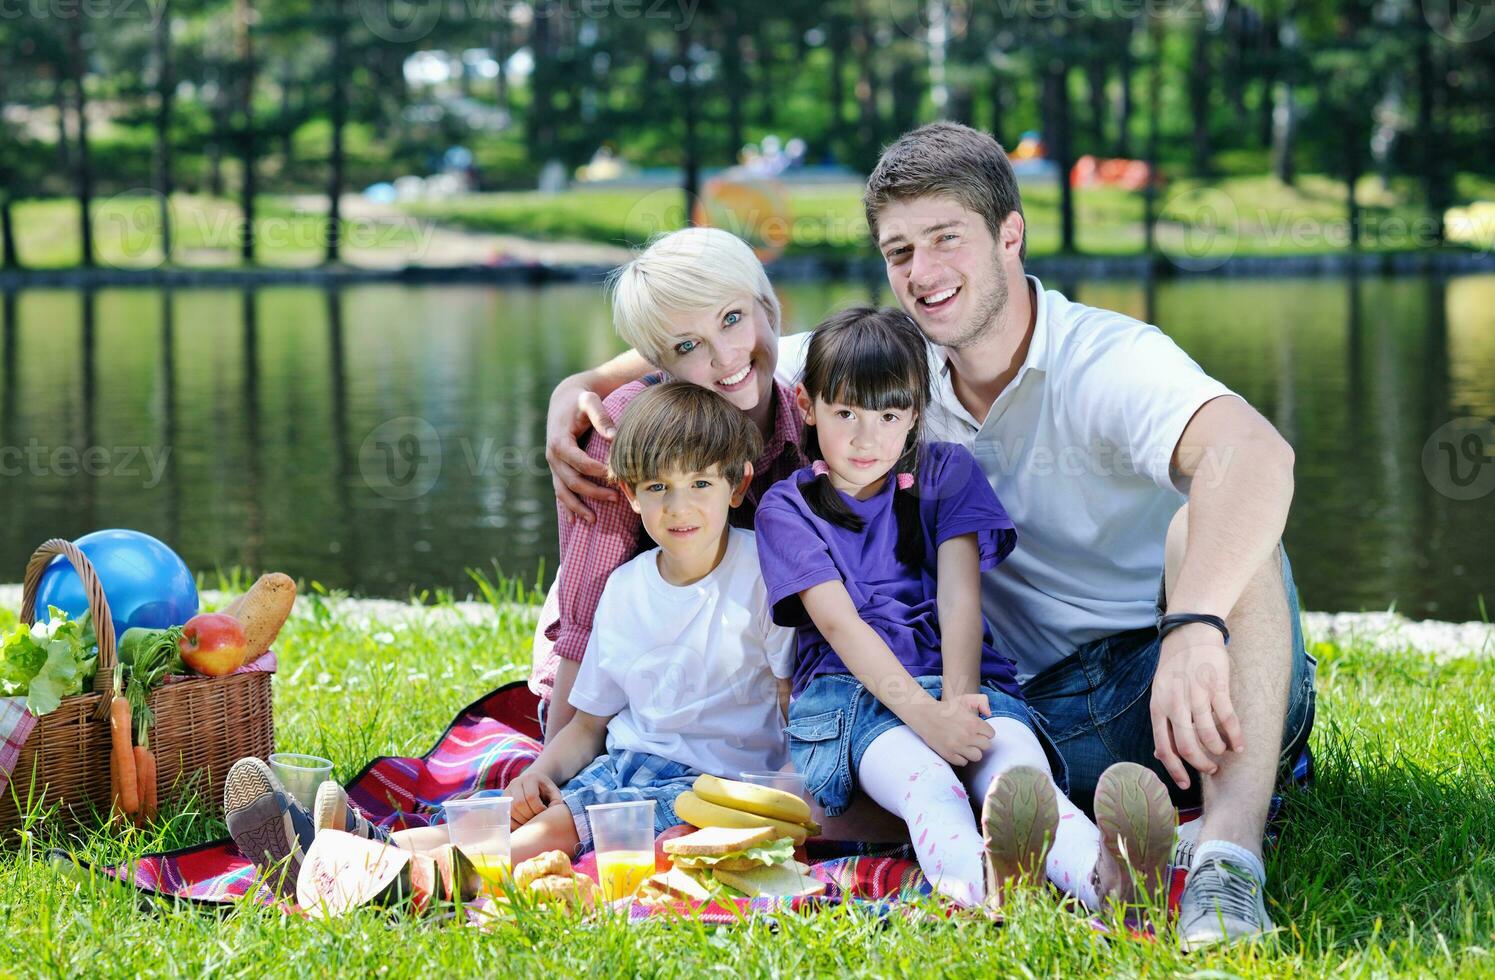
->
[637, 866, 715, 903]
[662, 825, 778, 857]
[712, 861, 826, 899]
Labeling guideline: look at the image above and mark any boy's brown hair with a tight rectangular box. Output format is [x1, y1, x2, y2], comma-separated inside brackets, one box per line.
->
[608, 380, 762, 489]
[863, 122, 1027, 263]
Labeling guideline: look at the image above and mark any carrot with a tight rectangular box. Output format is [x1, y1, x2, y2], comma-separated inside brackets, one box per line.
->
[110, 695, 139, 816]
[134, 744, 157, 823]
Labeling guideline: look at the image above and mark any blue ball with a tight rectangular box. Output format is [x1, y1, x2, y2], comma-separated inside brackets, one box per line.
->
[34, 529, 199, 641]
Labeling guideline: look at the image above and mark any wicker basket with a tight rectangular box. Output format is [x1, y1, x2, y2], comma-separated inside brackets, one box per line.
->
[0, 539, 274, 832]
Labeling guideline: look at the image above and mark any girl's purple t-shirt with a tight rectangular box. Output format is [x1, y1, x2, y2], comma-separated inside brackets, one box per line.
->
[754, 441, 1021, 698]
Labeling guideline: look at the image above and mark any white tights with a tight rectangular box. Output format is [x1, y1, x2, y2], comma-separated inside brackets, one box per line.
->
[855, 717, 1103, 908]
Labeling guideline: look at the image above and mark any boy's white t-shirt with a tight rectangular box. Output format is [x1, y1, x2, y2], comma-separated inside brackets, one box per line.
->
[777, 275, 1235, 678]
[568, 527, 796, 777]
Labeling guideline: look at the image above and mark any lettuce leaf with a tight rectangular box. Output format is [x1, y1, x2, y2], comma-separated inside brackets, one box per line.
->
[673, 838, 797, 869]
[0, 608, 98, 716]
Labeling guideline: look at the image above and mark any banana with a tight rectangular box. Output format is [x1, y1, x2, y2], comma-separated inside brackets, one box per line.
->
[673, 792, 810, 846]
[693, 774, 812, 825]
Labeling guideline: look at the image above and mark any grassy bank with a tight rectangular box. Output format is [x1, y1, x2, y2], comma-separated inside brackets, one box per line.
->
[7, 171, 1492, 272]
[0, 577, 1492, 976]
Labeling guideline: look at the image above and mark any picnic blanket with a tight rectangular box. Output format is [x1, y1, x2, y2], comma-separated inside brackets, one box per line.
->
[78, 681, 1307, 920]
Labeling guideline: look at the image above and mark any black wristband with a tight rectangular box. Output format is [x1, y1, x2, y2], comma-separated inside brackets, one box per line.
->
[1158, 613, 1230, 646]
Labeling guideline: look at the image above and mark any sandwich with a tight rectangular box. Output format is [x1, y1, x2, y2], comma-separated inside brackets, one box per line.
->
[637, 825, 826, 903]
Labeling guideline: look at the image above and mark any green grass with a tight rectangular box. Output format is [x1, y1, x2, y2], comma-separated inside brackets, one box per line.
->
[1, 576, 1492, 976]
[404, 172, 1495, 261]
[9, 170, 1493, 271]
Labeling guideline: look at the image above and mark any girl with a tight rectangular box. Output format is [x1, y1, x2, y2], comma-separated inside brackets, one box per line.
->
[754, 307, 1176, 910]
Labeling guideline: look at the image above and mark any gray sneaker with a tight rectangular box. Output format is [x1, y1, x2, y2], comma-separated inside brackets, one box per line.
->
[1173, 834, 1196, 873]
[1178, 856, 1277, 951]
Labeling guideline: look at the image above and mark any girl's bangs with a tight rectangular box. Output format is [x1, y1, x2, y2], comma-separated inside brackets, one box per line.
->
[815, 330, 921, 412]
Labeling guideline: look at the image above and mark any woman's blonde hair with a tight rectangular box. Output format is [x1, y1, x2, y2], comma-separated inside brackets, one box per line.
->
[607, 227, 781, 366]
[609, 380, 762, 489]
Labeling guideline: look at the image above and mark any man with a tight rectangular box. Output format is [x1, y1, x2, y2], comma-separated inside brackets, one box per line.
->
[537, 123, 1314, 949]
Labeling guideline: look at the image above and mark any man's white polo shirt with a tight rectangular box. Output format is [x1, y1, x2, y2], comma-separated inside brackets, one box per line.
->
[776, 275, 1236, 679]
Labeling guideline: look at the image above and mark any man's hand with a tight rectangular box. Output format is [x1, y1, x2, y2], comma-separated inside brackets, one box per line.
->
[507, 768, 562, 827]
[545, 380, 619, 523]
[908, 694, 992, 766]
[1150, 625, 1244, 789]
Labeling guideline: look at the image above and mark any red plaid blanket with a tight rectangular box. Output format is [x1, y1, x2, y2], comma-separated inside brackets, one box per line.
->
[78, 682, 1300, 917]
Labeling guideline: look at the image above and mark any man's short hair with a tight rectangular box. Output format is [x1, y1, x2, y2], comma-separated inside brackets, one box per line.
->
[864, 122, 1027, 263]
[607, 227, 781, 367]
[609, 380, 762, 489]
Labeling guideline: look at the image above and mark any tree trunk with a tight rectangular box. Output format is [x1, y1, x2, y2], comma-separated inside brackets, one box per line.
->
[989, 66, 1006, 147]
[1143, 16, 1161, 257]
[491, 23, 509, 115]
[1115, 19, 1134, 158]
[1188, 19, 1212, 174]
[828, 15, 848, 154]
[529, 2, 556, 161]
[66, 16, 94, 268]
[1416, 32, 1446, 243]
[1270, 16, 1297, 185]
[1258, 9, 1277, 148]
[0, 196, 16, 270]
[154, 1, 174, 263]
[1085, 53, 1106, 155]
[236, 0, 256, 263]
[721, 7, 744, 162]
[1043, 30, 1075, 254]
[326, 0, 347, 264]
[852, 0, 878, 168]
[891, 51, 920, 137]
[677, 23, 699, 224]
[53, 77, 72, 177]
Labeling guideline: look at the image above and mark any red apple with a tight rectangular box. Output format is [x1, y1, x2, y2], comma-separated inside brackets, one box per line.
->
[179, 613, 248, 676]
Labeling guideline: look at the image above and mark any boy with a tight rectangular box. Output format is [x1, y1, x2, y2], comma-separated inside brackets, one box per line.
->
[502, 379, 795, 858]
[226, 381, 795, 899]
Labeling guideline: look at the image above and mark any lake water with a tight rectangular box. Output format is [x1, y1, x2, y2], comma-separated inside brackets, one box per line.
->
[1, 274, 1492, 620]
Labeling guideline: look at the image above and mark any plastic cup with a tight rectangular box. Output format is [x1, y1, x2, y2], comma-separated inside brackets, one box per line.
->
[586, 800, 656, 902]
[269, 753, 333, 810]
[739, 769, 811, 808]
[444, 793, 513, 892]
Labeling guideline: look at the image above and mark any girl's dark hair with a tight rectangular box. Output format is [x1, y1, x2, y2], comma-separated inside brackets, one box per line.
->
[798, 307, 931, 567]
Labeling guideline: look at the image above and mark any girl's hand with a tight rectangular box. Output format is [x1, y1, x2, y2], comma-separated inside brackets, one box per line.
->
[909, 695, 992, 766]
[945, 692, 991, 719]
[507, 769, 562, 827]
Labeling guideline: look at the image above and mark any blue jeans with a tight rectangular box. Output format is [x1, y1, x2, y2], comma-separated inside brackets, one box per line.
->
[786, 673, 1065, 818]
[1020, 546, 1317, 814]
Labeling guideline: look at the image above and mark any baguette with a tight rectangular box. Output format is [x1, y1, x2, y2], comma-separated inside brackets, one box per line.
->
[233, 573, 296, 660]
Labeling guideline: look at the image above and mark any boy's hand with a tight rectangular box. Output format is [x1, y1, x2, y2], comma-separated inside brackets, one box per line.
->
[508, 769, 562, 827]
[909, 695, 992, 766]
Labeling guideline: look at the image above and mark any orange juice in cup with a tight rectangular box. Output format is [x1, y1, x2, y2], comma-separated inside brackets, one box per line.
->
[586, 800, 656, 902]
[444, 794, 513, 895]
[596, 849, 656, 900]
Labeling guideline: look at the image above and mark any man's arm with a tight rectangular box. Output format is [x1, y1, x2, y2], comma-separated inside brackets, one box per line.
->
[546, 349, 654, 522]
[1151, 395, 1295, 787]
